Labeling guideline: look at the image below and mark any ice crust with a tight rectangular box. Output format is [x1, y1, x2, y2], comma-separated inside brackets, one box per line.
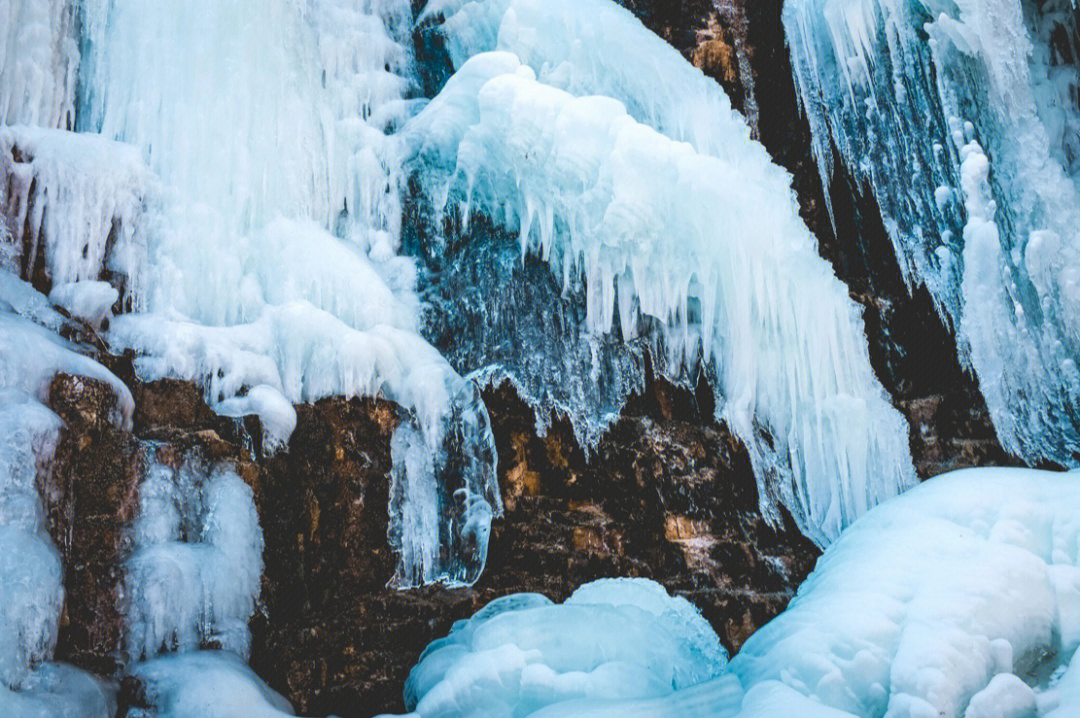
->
[405, 43, 915, 545]
[784, 0, 1080, 467]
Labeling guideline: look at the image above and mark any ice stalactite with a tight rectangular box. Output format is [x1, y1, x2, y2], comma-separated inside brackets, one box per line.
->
[124, 454, 264, 661]
[73, 0, 500, 587]
[0, 0, 79, 129]
[0, 125, 153, 304]
[405, 0, 915, 547]
[784, 0, 1080, 466]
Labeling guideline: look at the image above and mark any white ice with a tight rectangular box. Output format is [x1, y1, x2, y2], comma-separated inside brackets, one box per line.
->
[0, 0, 78, 129]
[125, 458, 263, 661]
[406, 46, 915, 545]
[784, 0, 1080, 467]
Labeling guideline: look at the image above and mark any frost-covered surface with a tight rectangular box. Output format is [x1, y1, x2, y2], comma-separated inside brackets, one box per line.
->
[390, 578, 728, 717]
[0, 126, 151, 302]
[125, 456, 264, 661]
[125, 652, 297, 718]
[405, 44, 915, 545]
[381, 469, 1080, 718]
[0, 0, 78, 129]
[784, 0, 1080, 467]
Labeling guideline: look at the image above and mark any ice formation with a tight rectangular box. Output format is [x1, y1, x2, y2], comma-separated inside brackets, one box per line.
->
[784, 0, 1080, 466]
[0, 125, 151, 303]
[405, 41, 915, 545]
[125, 652, 296, 718]
[0, 0, 78, 129]
[124, 455, 264, 661]
[392, 578, 729, 717]
[69, 0, 500, 587]
[384, 468, 1080, 718]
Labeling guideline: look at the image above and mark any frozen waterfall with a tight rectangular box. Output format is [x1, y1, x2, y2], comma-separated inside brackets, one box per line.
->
[785, 0, 1080, 467]
[408, 0, 916, 545]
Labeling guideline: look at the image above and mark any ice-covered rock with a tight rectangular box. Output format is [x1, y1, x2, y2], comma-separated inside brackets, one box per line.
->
[124, 456, 263, 661]
[74, 0, 500, 587]
[406, 47, 915, 545]
[0, 126, 152, 303]
[784, 0, 1080, 467]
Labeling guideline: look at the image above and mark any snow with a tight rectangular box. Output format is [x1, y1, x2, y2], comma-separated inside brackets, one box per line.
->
[125, 457, 263, 661]
[784, 0, 1080, 467]
[406, 49, 914, 545]
[0, 0, 79, 129]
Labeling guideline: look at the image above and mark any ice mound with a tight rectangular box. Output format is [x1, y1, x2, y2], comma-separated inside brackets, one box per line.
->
[784, 0, 1080, 467]
[732, 467, 1080, 717]
[125, 651, 297, 718]
[0, 0, 79, 129]
[390, 578, 728, 717]
[1, 663, 114, 718]
[406, 50, 915, 546]
[124, 455, 263, 661]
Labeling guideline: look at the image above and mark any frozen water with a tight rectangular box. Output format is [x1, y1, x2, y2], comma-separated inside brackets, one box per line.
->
[1, 663, 114, 718]
[72, 0, 500, 587]
[405, 47, 915, 545]
[124, 651, 297, 718]
[731, 467, 1080, 718]
[124, 455, 263, 661]
[0, 0, 78, 129]
[393, 578, 728, 717]
[784, 0, 1080, 466]
[0, 126, 152, 304]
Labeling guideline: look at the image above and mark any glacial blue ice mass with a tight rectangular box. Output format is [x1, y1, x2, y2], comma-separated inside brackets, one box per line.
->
[1, 0, 1080, 716]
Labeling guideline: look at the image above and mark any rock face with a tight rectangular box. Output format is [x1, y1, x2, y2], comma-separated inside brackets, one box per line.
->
[40, 368, 816, 717]
[249, 379, 817, 716]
